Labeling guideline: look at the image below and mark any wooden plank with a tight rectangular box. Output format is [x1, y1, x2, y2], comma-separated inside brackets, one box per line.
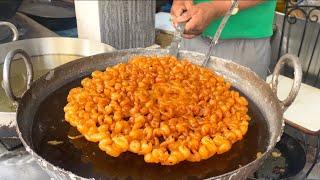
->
[98, 0, 156, 49]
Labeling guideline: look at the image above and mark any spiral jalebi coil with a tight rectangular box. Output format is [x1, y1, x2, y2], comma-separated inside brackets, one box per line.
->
[64, 56, 250, 165]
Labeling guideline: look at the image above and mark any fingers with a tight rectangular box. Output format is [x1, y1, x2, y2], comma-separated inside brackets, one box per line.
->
[172, 10, 191, 27]
[183, 15, 202, 37]
[174, 13, 201, 38]
[171, 6, 187, 27]
[171, 2, 202, 39]
[172, 11, 192, 28]
[176, 11, 192, 23]
[184, 17, 199, 34]
[171, 15, 179, 28]
[171, 1, 194, 28]
[171, 0, 193, 16]
[171, 7, 183, 18]
[185, 1, 194, 9]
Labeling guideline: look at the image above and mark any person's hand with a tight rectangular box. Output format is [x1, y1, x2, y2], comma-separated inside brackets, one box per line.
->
[170, 0, 193, 26]
[176, 2, 221, 39]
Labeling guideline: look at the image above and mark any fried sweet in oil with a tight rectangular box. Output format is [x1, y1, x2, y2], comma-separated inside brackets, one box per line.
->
[64, 56, 251, 165]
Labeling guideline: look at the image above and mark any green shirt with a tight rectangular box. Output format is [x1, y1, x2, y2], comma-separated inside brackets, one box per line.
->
[194, 0, 277, 39]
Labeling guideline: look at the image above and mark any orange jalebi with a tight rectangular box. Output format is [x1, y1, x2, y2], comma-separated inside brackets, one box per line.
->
[64, 56, 250, 165]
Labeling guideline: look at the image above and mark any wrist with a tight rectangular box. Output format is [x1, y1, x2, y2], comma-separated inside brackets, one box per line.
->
[173, 0, 191, 5]
[207, 0, 233, 19]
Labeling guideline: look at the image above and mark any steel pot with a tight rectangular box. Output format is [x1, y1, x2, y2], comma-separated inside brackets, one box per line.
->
[2, 48, 302, 179]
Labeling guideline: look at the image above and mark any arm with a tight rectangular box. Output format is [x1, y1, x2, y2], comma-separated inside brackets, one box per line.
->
[208, 0, 264, 17]
[172, 0, 265, 38]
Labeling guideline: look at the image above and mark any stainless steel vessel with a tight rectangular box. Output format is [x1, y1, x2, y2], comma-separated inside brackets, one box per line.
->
[0, 21, 18, 42]
[0, 37, 115, 130]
